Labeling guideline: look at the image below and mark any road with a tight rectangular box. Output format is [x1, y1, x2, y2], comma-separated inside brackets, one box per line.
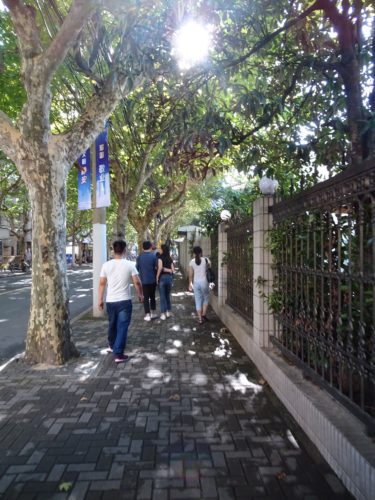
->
[0, 266, 93, 361]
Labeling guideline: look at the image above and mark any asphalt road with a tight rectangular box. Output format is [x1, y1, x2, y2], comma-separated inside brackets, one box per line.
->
[0, 266, 93, 362]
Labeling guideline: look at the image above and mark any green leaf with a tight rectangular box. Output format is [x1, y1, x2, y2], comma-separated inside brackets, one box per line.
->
[58, 482, 73, 492]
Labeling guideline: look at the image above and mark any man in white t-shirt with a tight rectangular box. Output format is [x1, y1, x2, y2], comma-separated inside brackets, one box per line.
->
[98, 240, 143, 363]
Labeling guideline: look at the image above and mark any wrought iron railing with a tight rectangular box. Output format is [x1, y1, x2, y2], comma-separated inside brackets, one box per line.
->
[226, 219, 253, 324]
[271, 159, 375, 428]
[210, 231, 218, 296]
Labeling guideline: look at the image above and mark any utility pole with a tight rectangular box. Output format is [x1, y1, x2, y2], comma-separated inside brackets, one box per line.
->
[92, 144, 107, 318]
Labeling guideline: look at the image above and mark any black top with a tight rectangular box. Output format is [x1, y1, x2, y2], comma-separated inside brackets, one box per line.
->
[159, 254, 173, 274]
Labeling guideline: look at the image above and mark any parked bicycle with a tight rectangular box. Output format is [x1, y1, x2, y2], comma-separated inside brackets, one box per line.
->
[2, 256, 31, 273]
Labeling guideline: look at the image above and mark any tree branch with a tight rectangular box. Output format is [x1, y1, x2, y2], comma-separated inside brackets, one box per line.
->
[132, 143, 156, 198]
[55, 71, 145, 165]
[3, 0, 42, 60]
[223, 0, 325, 69]
[43, 0, 99, 77]
[159, 203, 185, 232]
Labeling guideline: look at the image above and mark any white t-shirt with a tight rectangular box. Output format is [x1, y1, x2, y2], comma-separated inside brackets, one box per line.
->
[100, 259, 138, 302]
[189, 257, 210, 283]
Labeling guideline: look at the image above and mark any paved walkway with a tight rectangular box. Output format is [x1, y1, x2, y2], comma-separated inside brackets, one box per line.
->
[0, 275, 352, 499]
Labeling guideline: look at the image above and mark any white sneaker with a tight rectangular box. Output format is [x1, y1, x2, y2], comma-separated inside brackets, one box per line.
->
[160, 313, 166, 320]
[144, 314, 151, 321]
[151, 312, 158, 319]
[166, 311, 172, 318]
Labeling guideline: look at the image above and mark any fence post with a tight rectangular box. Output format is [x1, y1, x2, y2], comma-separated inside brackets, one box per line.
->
[218, 222, 228, 306]
[253, 196, 275, 347]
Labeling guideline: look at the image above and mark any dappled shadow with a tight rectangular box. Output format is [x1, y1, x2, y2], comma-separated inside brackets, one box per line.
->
[0, 274, 352, 499]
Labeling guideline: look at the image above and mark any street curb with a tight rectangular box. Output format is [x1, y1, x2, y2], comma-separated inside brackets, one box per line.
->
[71, 306, 93, 324]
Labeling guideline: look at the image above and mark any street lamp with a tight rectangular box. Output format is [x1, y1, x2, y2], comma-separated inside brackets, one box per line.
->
[259, 176, 279, 195]
[220, 209, 231, 221]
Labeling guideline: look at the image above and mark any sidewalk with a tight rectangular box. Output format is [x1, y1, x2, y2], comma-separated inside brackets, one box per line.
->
[0, 275, 352, 499]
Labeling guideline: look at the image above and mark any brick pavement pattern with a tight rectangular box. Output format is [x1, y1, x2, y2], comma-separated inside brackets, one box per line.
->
[0, 275, 352, 499]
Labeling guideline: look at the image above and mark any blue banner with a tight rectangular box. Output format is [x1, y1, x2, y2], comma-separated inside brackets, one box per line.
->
[78, 149, 91, 210]
[95, 124, 111, 208]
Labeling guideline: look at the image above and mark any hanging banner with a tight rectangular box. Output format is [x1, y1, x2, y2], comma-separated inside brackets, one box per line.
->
[95, 124, 111, 208]
[78, 149, 91, 210]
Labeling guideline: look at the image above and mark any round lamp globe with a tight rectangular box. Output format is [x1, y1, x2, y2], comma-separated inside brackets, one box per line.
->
[220, 209, 231, 221]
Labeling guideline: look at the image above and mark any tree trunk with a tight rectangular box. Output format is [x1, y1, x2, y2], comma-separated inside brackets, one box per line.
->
[25, 165, 78, 364]
[18, 234, 25, 260]
[339, 49, 365, 162]
[136, 228, 151, 251]
[71, 224, 76, 267]
[154, 224, 160, 246]
[116, 219, 126, 240]
[76, 240, 83, 265]
[116, 199, 129, 239]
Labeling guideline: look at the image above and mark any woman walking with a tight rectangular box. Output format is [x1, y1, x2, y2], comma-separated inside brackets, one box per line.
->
[157, 244, 175, 320]
[188, 246, 210, 324]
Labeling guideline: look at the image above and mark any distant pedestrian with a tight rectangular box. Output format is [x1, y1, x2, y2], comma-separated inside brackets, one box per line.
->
[188, 246, 210, 324]
[24, 247, 32, 266]
[156, 244, 175, 320]
[98, 240, 143, 363]
[136, 241, 158, 321]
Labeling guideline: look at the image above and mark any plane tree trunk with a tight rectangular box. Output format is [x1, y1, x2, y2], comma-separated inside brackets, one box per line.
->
[0, 0, 144, 364]
[26, 160, 78, 363]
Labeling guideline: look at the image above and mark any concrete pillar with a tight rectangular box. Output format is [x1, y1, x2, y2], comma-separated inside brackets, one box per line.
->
[218, 222, 228, 306]
[253, 196, 275, 347]
[92, 207, 106, 318]
[178, 236, 188, 275]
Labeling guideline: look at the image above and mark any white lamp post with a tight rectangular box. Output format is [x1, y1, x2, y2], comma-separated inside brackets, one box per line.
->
[259, 176, 278, 195]
[220, 209, 231, 221]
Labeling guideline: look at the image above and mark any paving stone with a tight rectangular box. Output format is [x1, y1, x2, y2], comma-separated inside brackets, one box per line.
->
[154, 478, 184, 489]
[170, 488, 201, 499]
[36, 493, 67, 500]
[152, 489, 168, 500]
[137, 478, 153, 499]
[108, 462, 124, 480]
[218, 486, 235, 500]
[201, 477, 218, 498]
[7, 465, 37, 474]
[15, 472, 47, 482]
[67, 464, 96, 472]
[89, 479, 121, 491]
[46, 464, 66, 482]
[0, 276, 352, 500]
[68, 481, 89, 499]
[0, 474, 15, 494]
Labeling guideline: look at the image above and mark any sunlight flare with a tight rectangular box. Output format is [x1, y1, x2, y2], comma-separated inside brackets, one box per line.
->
[172, 20, 214, 70]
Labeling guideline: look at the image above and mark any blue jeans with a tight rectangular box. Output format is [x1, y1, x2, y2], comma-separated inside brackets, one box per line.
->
[159, 274, 173, 313]
[106, 300, 132, 355]
[193, 280, 209, 311]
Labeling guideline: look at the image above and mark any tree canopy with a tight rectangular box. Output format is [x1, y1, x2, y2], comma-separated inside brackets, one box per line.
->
[0, 0, 373, 364]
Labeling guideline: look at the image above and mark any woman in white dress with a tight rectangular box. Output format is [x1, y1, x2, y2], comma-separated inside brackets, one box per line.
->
[188, 246, 210, 324]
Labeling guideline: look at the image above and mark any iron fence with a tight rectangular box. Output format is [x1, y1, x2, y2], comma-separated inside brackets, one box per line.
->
[226, 219, 253, 324]
[272, 159, 375, 428]
[210, 231, 218, 296]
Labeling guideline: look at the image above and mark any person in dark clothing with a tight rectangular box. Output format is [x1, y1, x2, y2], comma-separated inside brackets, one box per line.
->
[156, 244, 175, 320]
[136, 241, 158, 321]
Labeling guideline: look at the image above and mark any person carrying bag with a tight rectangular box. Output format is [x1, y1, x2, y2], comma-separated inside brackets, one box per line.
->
[205, 258, 215, 288]
[188, 246, 212, 324]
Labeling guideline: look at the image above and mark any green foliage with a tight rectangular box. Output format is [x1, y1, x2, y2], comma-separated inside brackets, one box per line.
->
[0, 12, 26, 119]
[1, 0, 374, 246]
[198, 178, 259, 234]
